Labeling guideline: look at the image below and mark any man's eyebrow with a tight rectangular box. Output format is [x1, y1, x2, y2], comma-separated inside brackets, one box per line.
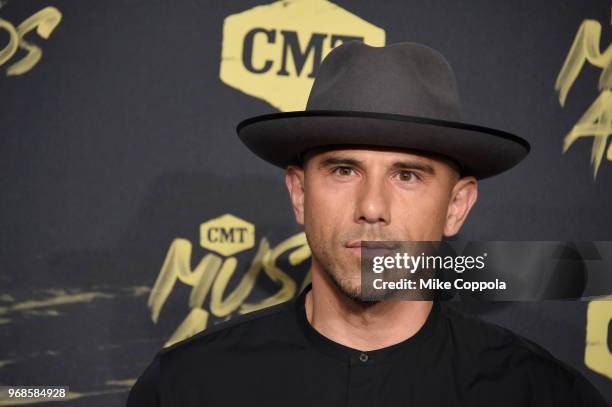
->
[318, 157, 363, 169]
[390, 160, 435, 175]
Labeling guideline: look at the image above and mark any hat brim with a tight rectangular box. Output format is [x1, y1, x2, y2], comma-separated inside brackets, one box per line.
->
[236, 110, 530, 180]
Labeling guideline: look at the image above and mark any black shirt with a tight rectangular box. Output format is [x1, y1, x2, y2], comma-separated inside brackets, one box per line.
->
[127, 283, 607, 406]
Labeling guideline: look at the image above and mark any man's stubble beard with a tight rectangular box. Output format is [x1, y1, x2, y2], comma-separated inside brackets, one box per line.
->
[306, 234, 381, 307]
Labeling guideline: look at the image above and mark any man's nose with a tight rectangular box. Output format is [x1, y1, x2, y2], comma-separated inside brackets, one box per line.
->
[354, 176, 391, 225]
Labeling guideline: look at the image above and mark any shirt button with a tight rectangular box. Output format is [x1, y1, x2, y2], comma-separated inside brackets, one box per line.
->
[359, 353, 369, 362]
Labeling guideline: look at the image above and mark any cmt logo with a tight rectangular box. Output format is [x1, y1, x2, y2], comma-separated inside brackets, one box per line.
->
[200, 213, 255, 256]
[220, 0, 385, 111]
[242, 30, 364, 78]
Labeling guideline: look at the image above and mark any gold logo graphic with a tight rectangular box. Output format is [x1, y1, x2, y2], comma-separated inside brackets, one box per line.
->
[200, 213, 255, 256]
[220, 0, 385, 111]
[0, 6, 62, 76]
[148, 214, 312, 347]
[585, 296, 612, 379]
[555, 18, 612, 179]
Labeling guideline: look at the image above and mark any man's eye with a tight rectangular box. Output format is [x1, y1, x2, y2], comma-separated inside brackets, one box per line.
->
[397, 171, 419, 182]
[333, 166, 355, 176]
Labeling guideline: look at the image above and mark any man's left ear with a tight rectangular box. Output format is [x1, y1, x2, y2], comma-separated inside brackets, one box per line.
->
[443, 177, 478, 237]
[285, 165, 306, 225]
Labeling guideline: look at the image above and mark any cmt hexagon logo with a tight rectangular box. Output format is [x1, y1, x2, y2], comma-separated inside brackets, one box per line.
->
[200, 214, 255, 256]
[220, 0, 385, 111]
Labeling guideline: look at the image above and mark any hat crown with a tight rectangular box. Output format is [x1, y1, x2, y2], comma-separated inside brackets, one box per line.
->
[306, 41, 462, 122]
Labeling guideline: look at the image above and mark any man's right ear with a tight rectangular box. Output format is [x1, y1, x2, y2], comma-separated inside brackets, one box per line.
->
[285, 165, 305, 225]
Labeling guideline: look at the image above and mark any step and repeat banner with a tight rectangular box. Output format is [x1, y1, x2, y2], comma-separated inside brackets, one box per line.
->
[1, 0, 611, 405]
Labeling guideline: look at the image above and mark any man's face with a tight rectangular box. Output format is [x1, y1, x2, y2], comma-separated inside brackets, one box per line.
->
[285, 146, 478, 301]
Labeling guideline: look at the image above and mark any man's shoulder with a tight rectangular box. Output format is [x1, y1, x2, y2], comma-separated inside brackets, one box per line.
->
[439, 303, 570, 369]
[158, 298, 297, 365]
[438, 303, 607, 405]
[127, 300, 298, 407]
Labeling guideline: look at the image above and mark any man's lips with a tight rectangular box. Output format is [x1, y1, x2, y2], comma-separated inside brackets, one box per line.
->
[345, 240, 399, 249]
[344, 241, 363, 257]
[344, 240, 400, 258]
[345, 241, 363, 248]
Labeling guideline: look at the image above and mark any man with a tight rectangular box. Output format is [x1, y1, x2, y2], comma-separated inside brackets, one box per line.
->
[127, 41, 608, 406]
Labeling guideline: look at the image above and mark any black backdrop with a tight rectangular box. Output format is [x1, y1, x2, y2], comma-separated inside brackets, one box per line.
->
[1, 1, 611, 406]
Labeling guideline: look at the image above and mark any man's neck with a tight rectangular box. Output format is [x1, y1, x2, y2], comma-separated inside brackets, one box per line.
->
[304, 270, 433, 352]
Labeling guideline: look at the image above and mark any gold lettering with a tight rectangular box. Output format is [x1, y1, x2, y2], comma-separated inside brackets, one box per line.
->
[0, 6, 62, 76]
[240, 232, 310, 313]
[209, 238, 269, 317]
[150, 231, 311, 347]
[0, 18, 18, 67]
[555, 19, 612, 178]
[585, 297, 612, 379]
[148, 238, 222, 324]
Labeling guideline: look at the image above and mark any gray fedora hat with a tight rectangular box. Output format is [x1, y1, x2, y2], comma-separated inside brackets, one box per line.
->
[236, 41, 529, 179]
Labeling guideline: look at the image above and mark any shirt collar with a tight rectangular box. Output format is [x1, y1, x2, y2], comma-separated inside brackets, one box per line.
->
[293, 282, 442, 364]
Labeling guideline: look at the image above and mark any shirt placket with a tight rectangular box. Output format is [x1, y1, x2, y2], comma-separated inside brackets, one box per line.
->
[346, 351, 379, 407]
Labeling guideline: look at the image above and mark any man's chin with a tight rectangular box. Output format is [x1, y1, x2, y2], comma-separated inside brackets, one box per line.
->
[330, 276, 381, 306]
